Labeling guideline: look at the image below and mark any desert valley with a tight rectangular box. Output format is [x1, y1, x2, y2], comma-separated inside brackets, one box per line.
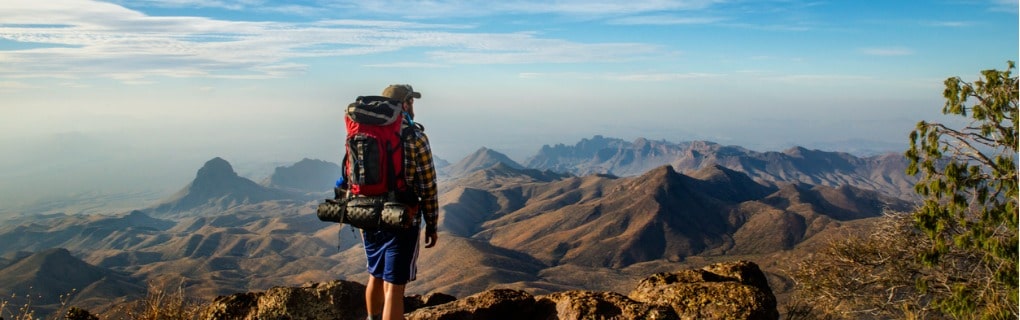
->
[0, 136, 918, 318]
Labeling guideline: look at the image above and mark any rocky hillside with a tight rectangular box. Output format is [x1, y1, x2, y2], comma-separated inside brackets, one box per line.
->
[449, 164, 911, 269]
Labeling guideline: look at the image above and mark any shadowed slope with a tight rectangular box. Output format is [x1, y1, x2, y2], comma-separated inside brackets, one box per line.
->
[480, 166, 736, 268]
[0, 248, 144, 315]
[457, 164, 907, 269]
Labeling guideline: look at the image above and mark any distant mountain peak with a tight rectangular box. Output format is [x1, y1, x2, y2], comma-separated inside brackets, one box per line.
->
[263, 158, 340, 193]
[196, 157, 237, 180]
[526, 135, 689, 177]
[784, 146, 809, 154]
[646, 164, 681, 178]
[34, 247, 75, 264]
[445, 147, 524, 178]
[153, 157, 295, 214]
[190, 157, 246, 191]
[633, 165, 686, 193]
[472, 147, 508, 158]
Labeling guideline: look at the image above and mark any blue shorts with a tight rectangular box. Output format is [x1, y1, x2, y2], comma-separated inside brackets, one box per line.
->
[362, 227, 420, 285]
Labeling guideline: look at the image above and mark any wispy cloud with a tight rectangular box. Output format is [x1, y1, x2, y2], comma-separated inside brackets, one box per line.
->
[312, 19, 474, 30]
[859, 47, 914, 56]
[925, 21, 973, 27]
[990, 0, 1019, 13]
[429, 36, 660, 64]
[765, 74, 874, 84]
[365, 62, 449, 68]
[495, 0, 721, 16]
[608, 15, 724, 25]
[0, 0, 662, 84]
[344, 0, 724, 19]
[519, 71, 722, 82]
[106, 0, 266, 10]
[106, 0, 725, 19]
[0, 81, 36, 91]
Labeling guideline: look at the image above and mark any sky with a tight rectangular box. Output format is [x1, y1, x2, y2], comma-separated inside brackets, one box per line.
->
[0, 0, 1017, 210]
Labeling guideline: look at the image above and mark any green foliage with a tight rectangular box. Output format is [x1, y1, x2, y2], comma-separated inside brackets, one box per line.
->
[905, 61, 1019, 319]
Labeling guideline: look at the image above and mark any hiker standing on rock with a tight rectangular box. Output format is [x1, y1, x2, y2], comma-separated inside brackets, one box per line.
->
[361, 84, 439, 320]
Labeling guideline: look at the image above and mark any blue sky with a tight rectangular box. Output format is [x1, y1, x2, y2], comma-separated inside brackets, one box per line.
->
[0, 0, 1017, 208]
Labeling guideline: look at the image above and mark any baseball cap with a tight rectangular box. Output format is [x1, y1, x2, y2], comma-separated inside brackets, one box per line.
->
[381, 84, 422, 101]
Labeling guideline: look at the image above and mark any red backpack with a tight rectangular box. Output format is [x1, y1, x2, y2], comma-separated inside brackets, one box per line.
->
[343, 96, 408, 196]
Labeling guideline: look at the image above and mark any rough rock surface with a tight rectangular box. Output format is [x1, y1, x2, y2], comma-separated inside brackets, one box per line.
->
[204, 280, 367, 320]
[629, 260, 779, 320]
[535, 290, 679, 319]
[193, 260, 776, 320]
[406, 288, 536, 320]
[404, 260, 776, 320]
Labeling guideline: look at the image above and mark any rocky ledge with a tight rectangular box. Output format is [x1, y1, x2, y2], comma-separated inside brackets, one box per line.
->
[202, 260, 776, 320]
[67, 260, 777, 320]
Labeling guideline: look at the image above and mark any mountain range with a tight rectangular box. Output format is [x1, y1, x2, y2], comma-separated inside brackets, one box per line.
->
[0, 136, 919, 318]
[523, 136, 916, 200]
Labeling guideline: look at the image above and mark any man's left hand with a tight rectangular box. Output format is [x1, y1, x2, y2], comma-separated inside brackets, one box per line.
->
[424, 231, 438, 248]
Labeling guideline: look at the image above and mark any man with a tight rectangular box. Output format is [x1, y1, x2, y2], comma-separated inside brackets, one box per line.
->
[363, 84, 439, 320]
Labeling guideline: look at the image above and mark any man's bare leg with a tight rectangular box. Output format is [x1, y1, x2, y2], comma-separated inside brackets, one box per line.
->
[366, 276, 384, 318]
[382, 281, 406, 320]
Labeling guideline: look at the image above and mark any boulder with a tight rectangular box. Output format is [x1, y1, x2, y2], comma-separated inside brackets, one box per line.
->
[406, 289, 535, 320]
[535, 290, 679, 319]
[405, 292, 459, 312]
[629, 260, 778, 320]
[204, 280, 366, 320]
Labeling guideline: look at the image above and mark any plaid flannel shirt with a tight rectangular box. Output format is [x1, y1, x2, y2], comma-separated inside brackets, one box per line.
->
[403, 120, 439, 233]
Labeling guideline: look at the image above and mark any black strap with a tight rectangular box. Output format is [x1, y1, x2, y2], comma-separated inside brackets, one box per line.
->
[386, 139, 398, 197]
[340, 149, 350, 191]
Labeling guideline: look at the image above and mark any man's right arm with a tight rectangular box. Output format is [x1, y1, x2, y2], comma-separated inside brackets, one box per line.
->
[414, 131, 439, 235]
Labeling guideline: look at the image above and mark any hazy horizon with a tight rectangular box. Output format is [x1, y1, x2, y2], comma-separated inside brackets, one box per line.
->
[1, 0, 1017, 212]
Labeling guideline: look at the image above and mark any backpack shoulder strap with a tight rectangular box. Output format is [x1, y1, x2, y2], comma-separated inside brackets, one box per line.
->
[386, 115, 408, 198]
[340, 151, 349, 189]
